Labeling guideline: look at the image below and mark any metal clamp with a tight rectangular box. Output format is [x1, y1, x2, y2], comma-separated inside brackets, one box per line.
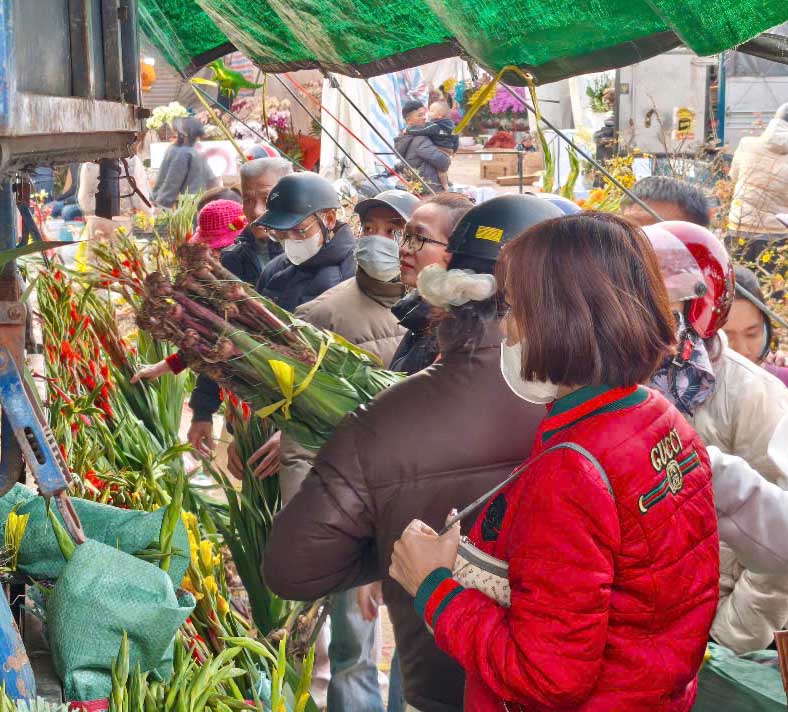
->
[0, 302, 25, 326]
[54, 493, 86, 545]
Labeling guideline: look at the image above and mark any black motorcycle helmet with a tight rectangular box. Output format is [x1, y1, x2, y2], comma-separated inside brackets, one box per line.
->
[355, 190, 421, 222]
[255, 172, 340, 231]
[447, 194, 563, 273]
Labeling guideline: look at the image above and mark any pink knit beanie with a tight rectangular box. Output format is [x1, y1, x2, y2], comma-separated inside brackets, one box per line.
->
[193, 199, 248, 249]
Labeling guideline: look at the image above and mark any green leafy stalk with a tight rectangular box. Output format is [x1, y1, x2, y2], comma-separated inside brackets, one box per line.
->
[560, 146, 580, 200]
[46, 505, 75, 561]
[159, 470, 184, 572]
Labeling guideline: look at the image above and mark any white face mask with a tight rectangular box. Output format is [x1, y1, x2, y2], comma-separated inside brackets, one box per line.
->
[284, 233, 322, 265]
[500, 340, 559, 404]
[355, 235, 401, 282]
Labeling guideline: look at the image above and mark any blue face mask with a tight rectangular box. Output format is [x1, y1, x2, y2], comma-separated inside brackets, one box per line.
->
[355, 235, 401, 282]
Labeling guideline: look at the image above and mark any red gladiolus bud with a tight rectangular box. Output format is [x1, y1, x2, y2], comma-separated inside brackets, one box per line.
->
[111, 267, 121, 278]
[241, 402, 252, 421]
[70, 422, 79, 434]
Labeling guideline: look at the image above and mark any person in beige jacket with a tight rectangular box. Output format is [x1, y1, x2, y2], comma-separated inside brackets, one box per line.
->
[696, 335, 788, 653]
[729, 104, 788, 260]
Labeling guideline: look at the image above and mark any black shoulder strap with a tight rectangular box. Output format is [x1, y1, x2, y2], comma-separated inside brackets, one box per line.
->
[440, 442, 613, 535]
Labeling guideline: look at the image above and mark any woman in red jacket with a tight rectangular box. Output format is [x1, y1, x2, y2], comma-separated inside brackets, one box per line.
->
[390, 212, 720, 711]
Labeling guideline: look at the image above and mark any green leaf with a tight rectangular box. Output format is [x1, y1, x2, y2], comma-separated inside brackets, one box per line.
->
[0, 240, 85, 268]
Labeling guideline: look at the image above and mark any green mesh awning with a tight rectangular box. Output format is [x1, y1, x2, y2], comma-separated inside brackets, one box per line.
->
[139, 0, 788, 83]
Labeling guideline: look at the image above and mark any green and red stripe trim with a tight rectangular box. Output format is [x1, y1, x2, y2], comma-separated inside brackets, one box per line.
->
[639, 449, 701, 513]
[414, 567, 464, 628]
[541, 385, 648, 444]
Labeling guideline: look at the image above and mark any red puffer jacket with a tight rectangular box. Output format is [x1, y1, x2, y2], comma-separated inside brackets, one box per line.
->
[415, 385, 719, 711]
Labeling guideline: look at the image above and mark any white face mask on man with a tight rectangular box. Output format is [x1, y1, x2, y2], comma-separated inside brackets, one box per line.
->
[499, 340, 559, 404]
[355, 235, 401, 282]
[284, 233, 323, 265]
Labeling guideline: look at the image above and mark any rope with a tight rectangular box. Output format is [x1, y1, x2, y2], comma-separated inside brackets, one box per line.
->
[270, 73, 383, 192]
[283, 73, 413, 189]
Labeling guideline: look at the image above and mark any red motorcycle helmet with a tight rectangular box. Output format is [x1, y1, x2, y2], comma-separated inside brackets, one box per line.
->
[658, 221, 735, 339]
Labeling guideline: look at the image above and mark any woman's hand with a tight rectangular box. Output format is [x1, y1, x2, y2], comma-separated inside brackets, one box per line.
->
[389, 514, 460, 597]
[187, 420, 214, 457]
[249, 430, 282, 479]
[227, 439, 244, 479]
[357, 581, 384, 621]
[130, 359, 170, 383]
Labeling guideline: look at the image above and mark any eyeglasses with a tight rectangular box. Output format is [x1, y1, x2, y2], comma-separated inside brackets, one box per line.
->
[356, 226, 405, 241]
[273, 217, 320, 241]
[397, 230, 449, 252]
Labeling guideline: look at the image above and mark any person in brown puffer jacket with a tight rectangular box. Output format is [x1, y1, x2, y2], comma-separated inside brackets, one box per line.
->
[264, 195, 563, 712]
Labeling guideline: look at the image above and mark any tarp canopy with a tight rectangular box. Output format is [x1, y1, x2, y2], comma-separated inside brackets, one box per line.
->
[139, 0, 788, 83]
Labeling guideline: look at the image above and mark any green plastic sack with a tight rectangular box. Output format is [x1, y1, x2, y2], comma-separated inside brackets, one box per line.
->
[693, 643, 787, 711]
[47, 539, 194, 701]
[0, 484, 189, 587]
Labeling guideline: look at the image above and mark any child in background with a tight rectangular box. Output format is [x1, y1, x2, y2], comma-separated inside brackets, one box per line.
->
[406, 101, 459, 190]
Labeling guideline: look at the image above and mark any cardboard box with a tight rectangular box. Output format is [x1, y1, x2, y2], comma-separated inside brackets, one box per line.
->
[480, 149, 544, 181]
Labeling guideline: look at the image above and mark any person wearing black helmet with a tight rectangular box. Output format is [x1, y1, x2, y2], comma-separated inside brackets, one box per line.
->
[264, 194, 563, 712]
[237, 189, 421, 712]
[254, 172, 356, 312]
[152, 117, 217, 208]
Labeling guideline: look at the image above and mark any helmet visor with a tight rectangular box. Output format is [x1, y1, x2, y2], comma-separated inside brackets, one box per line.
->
[643, 225, 707, 303]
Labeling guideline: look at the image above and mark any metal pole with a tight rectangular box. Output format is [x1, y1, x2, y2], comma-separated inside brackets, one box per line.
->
[95, 159, 120, 218]
[516, 145, 523, 194]
[501, 84, 788, 329]
[190, 84, 306, 171]
[270, 73, 383, 193]
[501, 82, 663, 222]
[326, 73, 435, 195]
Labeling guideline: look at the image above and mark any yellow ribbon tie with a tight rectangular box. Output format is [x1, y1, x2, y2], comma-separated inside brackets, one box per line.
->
[256, 339, 330, 420]
[365, 79, 390, 116]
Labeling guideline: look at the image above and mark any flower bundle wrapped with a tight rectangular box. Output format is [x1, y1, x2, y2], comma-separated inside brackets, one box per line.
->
[138, 244, 404, 450]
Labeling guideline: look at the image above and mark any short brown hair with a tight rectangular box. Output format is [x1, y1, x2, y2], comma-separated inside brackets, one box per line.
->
[197, 186, 241, 212]
[500, 212, 675, 388]
[422, 192, 473, 233]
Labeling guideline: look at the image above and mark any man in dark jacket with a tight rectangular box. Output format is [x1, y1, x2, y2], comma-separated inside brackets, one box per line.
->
[255, 173, 355, 312]
[395, 101, 452, 194]
[221, 157, 292, 285]
[187, 157, 292, 453]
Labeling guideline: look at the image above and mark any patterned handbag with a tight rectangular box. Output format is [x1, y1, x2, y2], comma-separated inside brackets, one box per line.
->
[450, 442, 614, 607]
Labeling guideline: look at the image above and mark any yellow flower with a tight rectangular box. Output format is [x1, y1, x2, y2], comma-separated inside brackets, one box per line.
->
[203, 575, 218, 596]
[762, 251, 773, 264]
[199, 540, 215, 572]
[3, 509, 30, 571]
[181, 511, 198, 532]
[217, 594, 230, 618]
[738, 238, 746, 246]
[181, 575, 204, 601]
